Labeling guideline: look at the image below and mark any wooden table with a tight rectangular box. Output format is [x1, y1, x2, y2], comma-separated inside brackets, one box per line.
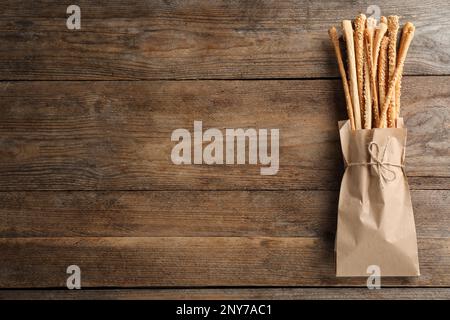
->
[0, 1, 449, 300]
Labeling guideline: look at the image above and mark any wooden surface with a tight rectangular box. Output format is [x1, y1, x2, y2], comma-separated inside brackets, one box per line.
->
[1, 190, 448, 238]
[1, 237, 449, 287]
[0, 288, 450, 300]
[1, 0, 450, 79]
[0, 0, 449, 299]
[0, 78, 448, 191]
[1, 288, 449, 300]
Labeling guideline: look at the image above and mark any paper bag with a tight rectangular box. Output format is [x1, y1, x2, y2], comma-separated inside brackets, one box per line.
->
[336, 119, 420, 277]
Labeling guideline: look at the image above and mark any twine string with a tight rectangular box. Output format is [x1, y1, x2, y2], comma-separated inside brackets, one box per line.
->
[347, 136, 403, 187]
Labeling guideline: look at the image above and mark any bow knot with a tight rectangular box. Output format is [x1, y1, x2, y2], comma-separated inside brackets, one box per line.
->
[347, 136, 404, 188]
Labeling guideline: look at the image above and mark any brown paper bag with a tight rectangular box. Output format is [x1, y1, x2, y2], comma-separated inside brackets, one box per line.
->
[336, 119, 420, 277]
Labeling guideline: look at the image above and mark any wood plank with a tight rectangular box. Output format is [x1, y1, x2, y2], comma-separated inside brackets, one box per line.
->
[0, 77, 448, 190]
[0, 237, 448, 287]
[1, 0, 450, 79]
[1, 288, 449, 300]
[0, 190, 448, 238]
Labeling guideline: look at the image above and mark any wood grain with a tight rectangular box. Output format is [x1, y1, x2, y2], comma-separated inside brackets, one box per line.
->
[1, 0, 449, 298]
[0, 77, 448, 191]
[0, 190, 448, 238]
[1, 288, 449, 300]
[1, 0, 450, 79]
[0, 237, 448, 288]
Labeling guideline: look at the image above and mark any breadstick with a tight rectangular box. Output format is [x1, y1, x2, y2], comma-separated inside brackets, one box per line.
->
[372, 22, 388, 74]
[328, 27, 356, 130]
[342, 20, 362, 129]
[378, 36, 389, 127]
[387, 16, 399, 127]
[379, 23, 415, 127]
[367, 19, 378, 127]
[373, 27, 379, 64]
[394, 22, 415, 121]
[366, 17, 377, 47]
[395, 69, 403, 120]
[363, 52, 372, 129]
[395, 28, 406, 121]
[353, 14, 366, 115]
[387, 93, 396, 127]
[364, 28, 379, 128]
[379, 15, 388, 98]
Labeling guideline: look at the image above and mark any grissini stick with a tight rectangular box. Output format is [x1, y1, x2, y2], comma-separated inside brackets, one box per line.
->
[363, 29, 372, 128]
[379, 16, 389, 127]
[395, 27, 407, 122]
[387, 16, 399, 79]
[354, 14, 366, 115]
[365, 18, 378, 128]
[387, 16, 400, 127]
[372, 22, 388, 75]
[394, 22, 414, 122]
[363, 55, 372, 129]
[342, 20, 362, 129]
[387, 89, 396, 127]
[364, 27, 379, 129]
[378, 36, 389, 127]
[366, 17, 377, 57]
[329, 27, 356, 130]
[379, 22, 415, 127]
[395, 67, 403, 122]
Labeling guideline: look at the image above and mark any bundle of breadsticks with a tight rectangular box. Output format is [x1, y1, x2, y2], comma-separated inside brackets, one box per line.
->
[328, 15, 415, 130]
[330, 15, 420, 277]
